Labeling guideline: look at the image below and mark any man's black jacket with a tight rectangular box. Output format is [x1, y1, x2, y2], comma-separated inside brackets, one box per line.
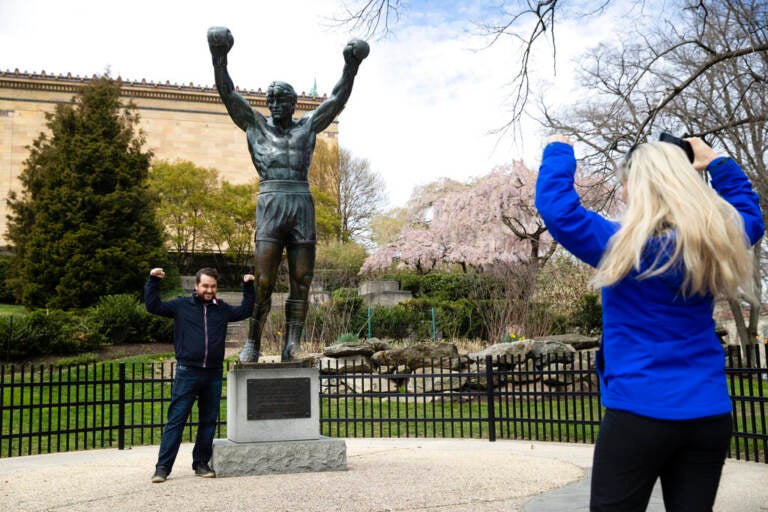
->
[144, 276, 255, 370]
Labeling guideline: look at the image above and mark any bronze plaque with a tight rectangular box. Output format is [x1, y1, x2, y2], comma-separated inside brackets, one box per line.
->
[246, 378, 311, 420]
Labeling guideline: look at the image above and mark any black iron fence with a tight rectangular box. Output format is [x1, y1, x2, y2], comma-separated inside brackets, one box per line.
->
[1, 349, 766, 462]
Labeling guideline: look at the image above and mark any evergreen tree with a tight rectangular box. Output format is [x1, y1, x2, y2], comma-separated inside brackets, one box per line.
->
[6, 76, 166, 309]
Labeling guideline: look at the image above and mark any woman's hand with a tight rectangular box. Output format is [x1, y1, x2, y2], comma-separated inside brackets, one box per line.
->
[547, 134, 574, 146]
[686, 137, 719, 171]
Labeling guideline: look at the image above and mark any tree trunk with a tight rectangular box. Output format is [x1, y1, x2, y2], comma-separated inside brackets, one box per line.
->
[726, 297, 751, 357]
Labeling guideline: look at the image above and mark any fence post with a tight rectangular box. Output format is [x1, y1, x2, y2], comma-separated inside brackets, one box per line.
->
[118, 362, 126, 450]
[431, 308, 437, 341]
[485, 355, 496, 442]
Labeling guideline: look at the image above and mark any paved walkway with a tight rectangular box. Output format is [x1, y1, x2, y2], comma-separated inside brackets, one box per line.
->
[2, 438, 767, 511]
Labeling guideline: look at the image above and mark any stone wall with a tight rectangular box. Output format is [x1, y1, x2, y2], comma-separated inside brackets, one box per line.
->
[317, 336, 602, 397]
[358, 279, 413, 306]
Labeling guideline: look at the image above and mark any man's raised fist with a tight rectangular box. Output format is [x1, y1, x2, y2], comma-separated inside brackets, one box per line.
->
[150, 268, 166, 279]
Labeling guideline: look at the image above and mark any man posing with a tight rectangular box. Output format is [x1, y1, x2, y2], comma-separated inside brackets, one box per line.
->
[145, 267, 255, 483]
[207, 26, 368, 362]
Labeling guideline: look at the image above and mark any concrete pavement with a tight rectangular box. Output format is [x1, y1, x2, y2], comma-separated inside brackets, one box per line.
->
[1, 438, 766, 511]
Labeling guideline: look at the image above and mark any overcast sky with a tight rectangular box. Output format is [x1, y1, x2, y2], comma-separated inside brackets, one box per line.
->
[1, 0, 640, 209]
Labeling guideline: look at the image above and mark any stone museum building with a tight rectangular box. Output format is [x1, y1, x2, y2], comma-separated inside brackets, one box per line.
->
[0, 69, 337, 247]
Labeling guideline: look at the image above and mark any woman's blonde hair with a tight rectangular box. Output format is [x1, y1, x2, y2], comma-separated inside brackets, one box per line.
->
[592, 141, 753, 299]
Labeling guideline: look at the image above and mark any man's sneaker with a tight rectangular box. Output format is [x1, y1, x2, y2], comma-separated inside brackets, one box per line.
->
[151, 467, 169, 483]
[193, 462, 216, 478]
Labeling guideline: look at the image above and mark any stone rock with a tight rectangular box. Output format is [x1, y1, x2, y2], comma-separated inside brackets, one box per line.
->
[341, 375, 400, 394]
[571, 350, 597, 373]
[533, 333, 600, 351]
[320, 379, 341, 395]
[366, 337, 393, 352]
[374, 363, 395, 374]
[528, 340, 576, 367]
[370, 351, 387, 368]
[507, 358, 539, 384]
[579, 378, 600, 392]
[372, 363, 410, 380]
[505, 379, 558, 395]
[405, 367, 468, 393]
[316, 355, 372, 374]
[464, 360, 505, 389]
[469, 341, 535, 364]
[323, 340, 377, 358]
[542, 363, 574, 386]
[370, 342, 462, 371]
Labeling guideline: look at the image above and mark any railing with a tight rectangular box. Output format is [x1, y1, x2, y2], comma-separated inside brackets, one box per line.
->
[1, 349, 766, 462]
[319, 354, 603, 444]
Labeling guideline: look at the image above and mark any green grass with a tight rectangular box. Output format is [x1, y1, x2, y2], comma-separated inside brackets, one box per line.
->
[320, 395, 603, 442]
[728, 374, 768, 462]
[113, 353, 176, 364]
[0, 304, 25, 316]
[53, 353, 101, 366]
[728, 375, 768, 397]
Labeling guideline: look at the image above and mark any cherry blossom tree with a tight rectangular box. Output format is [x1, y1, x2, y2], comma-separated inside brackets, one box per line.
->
[361, 160, 612, 275]
[360, 160, 615, 339]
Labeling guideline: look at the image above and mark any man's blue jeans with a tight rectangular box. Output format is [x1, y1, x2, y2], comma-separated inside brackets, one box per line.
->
[155, 364, 223, 472]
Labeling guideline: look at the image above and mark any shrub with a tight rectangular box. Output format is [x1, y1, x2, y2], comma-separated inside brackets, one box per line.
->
[25, 309, 103, 356]
[330, 288, 364, 315]
[400, 298, 481, 340]
[0, 294, 176, 362]
[0, 309, 103, 362]
[335, 333, 359, 344]
[88, 294, 172, 345]
[569, 293, 602, 335]
[366, 304, 422, 341]
[88, 294, 145, 345]
[145, 313, 174, 343]
[0, 315, 32, 361]
[397, 272, 495, 301]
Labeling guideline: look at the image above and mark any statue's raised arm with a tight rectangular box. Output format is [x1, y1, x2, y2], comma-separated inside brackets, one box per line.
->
[207, 27, 263, 132]
[310, 39, 369, 133]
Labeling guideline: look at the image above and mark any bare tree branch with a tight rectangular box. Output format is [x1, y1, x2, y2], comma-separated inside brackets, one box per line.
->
[634, 42, 768, 143]
[331, 0, 401, 39]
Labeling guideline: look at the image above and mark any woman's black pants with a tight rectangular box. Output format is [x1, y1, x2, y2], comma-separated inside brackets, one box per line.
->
[590, 408, 732, 511]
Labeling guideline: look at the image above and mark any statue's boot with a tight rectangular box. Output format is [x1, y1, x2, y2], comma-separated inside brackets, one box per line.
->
[282, 299, 308, 362]
[239, 302, 271, 363]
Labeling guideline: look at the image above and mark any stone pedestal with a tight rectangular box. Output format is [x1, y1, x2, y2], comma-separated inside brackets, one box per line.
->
[212, 364, 346, 476]
[227, 365, 319, 442]
[211, 437, 346, 477]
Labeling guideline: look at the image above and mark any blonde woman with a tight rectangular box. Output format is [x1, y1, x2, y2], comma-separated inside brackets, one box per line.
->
[535, 135, 764, 511]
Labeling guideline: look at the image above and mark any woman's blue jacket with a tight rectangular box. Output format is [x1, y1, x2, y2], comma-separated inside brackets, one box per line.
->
[535, 142, 764, 419]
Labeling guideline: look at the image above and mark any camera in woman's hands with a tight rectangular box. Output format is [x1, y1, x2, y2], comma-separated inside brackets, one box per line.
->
[659, 132, 694, 163]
